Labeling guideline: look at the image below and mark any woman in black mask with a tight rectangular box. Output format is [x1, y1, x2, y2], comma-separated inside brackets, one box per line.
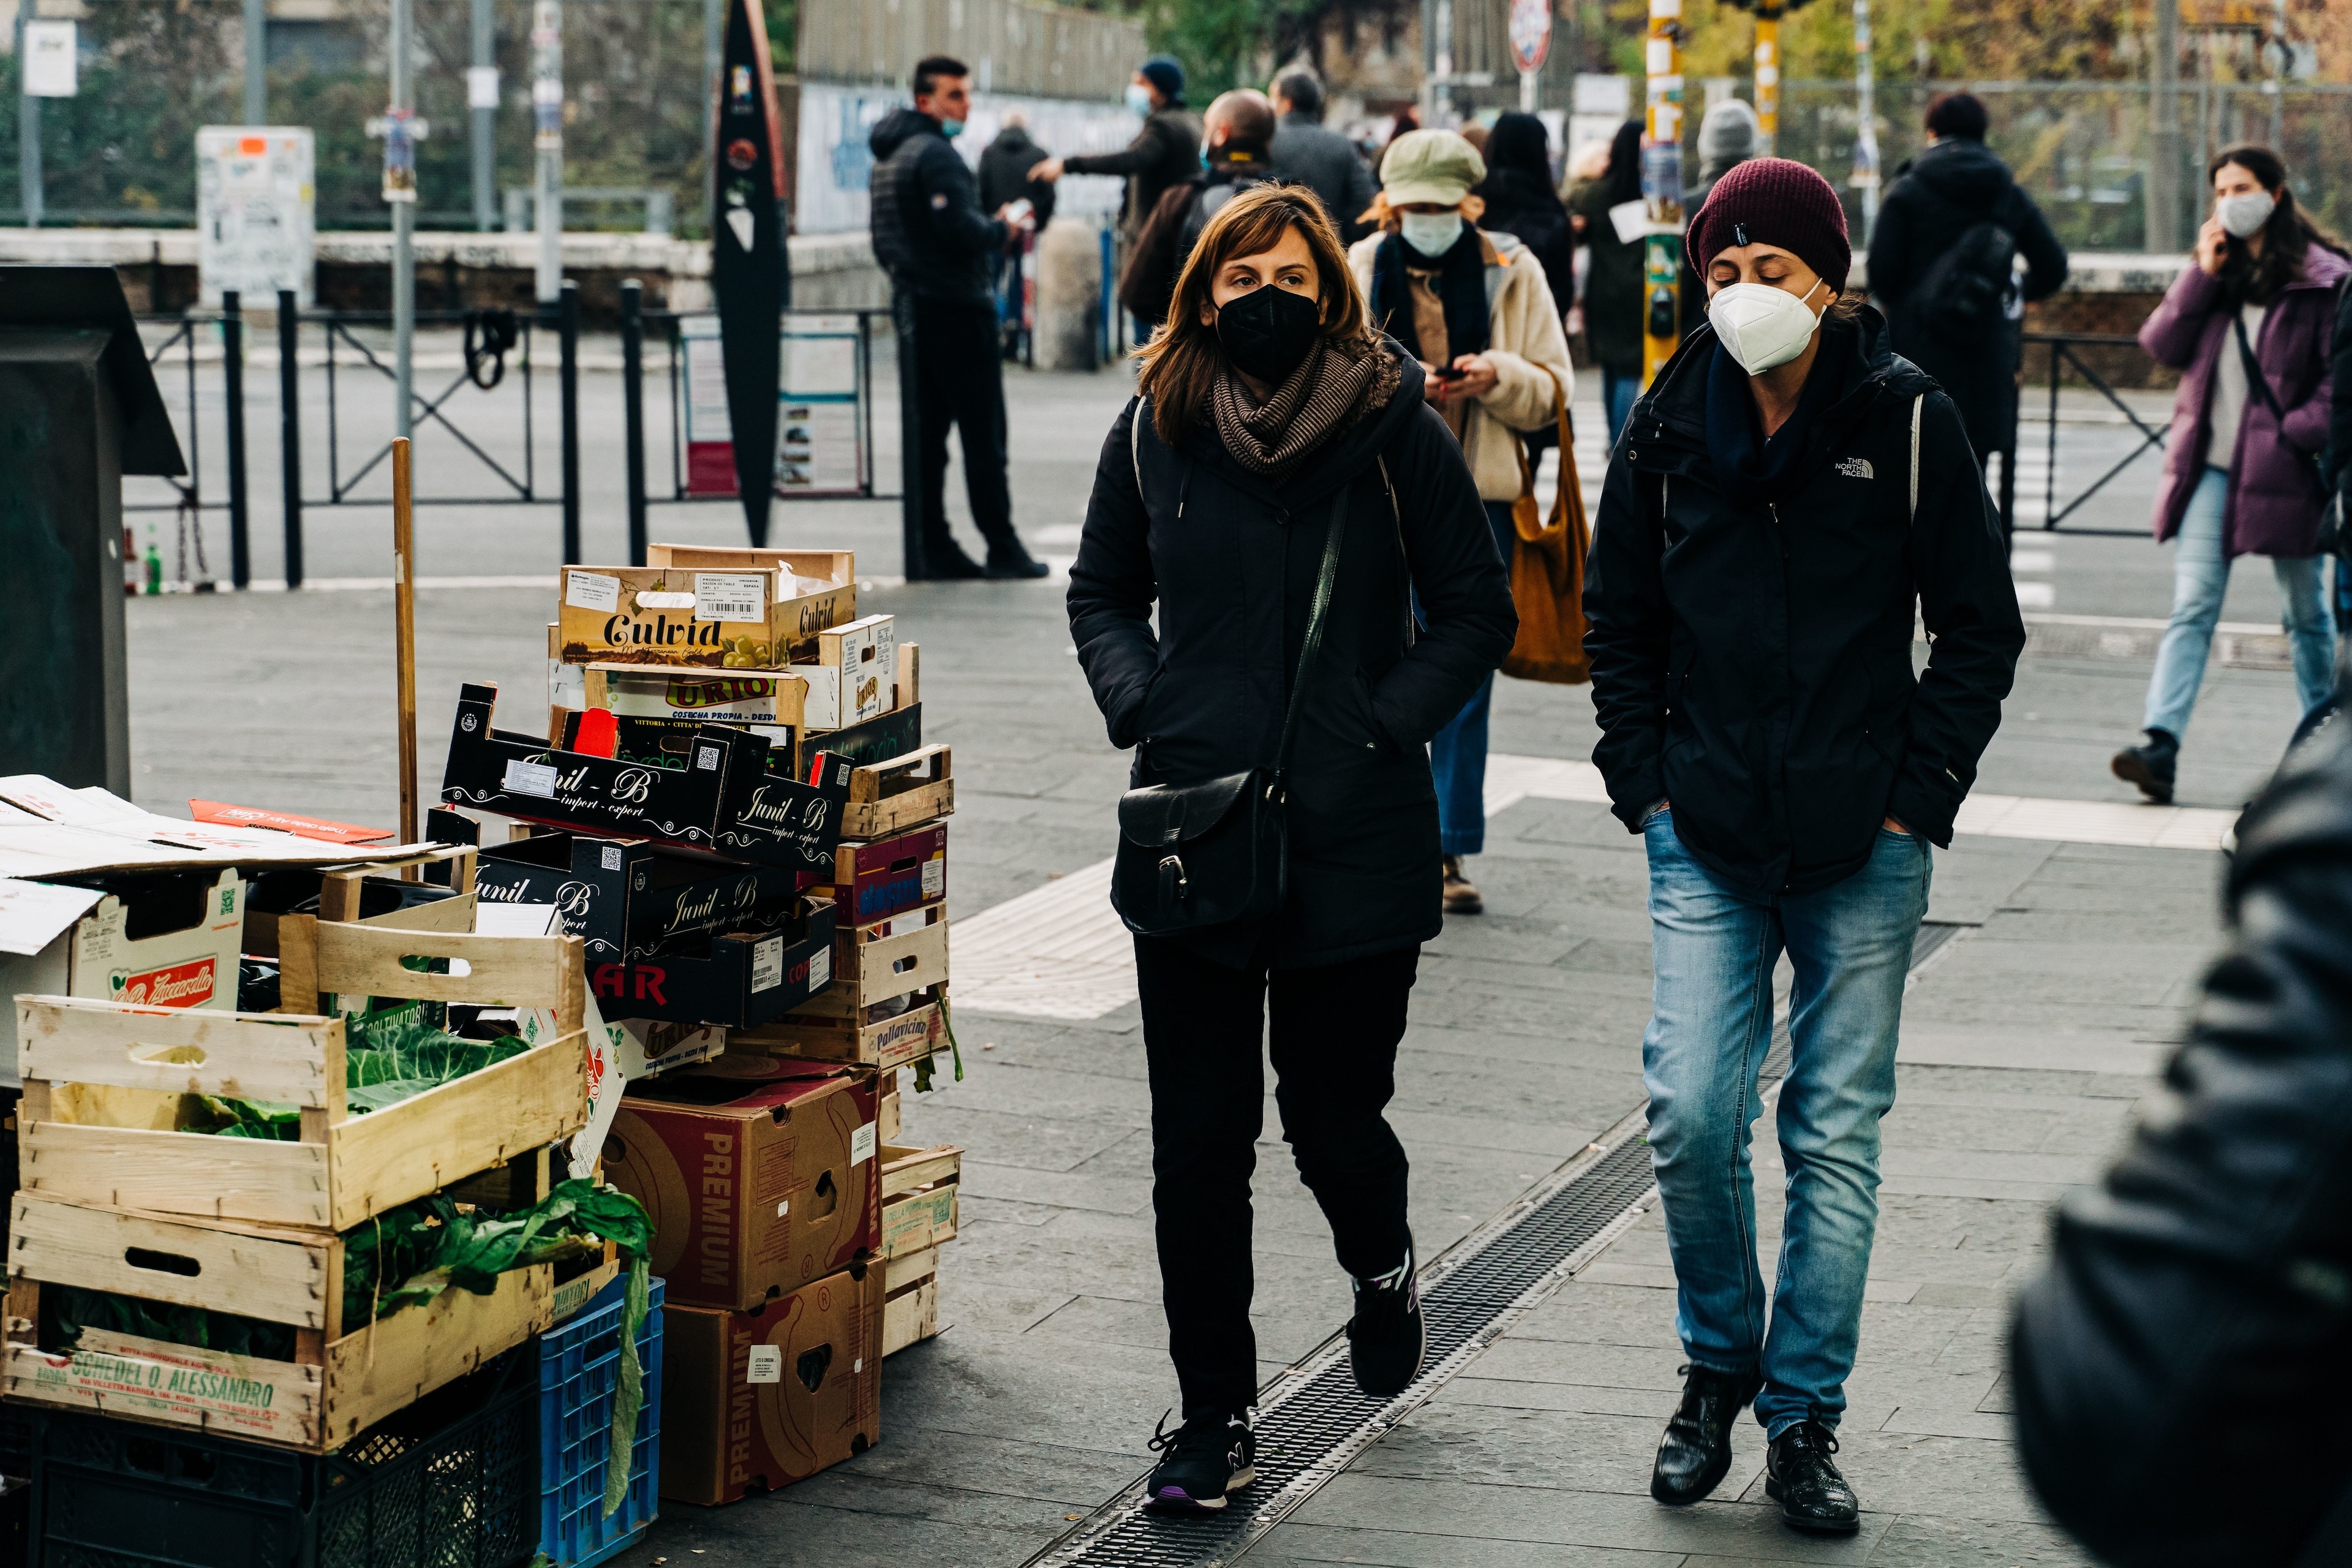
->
[1068, 183, 1515, 1515]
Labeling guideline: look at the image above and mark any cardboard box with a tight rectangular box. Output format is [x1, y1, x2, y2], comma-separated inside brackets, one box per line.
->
[584, 895, 839, 1029]
[796, 703, 921, 774]
[660, 1268, 880, 1505]
[0, 869, 244, 1085]
[796, 616, 896, 730]
[604, 1063, 879, 1310]
[553, 707, 798, 780]
[587, 666, 807, 727]
[808, 823, 946, 925]
[474, 831, 799, 965]
[557, 550, 856, 669]
[442, 683, 853, 875]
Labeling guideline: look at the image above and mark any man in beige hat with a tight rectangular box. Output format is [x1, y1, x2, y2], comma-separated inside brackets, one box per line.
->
[1349, 128, 1572, 917]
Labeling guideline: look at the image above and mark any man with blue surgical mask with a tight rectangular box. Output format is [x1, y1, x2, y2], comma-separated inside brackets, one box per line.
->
[1028, 54, 1202, 259]
[1583, 157, 2024, 1538]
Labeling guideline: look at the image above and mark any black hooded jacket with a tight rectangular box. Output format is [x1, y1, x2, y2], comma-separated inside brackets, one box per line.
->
[1583, 309, 2024, 899]
[978, 123, 1057, 229]
[1868, 137, 2068, 455]
[2010, 710, 2352, 1567]
[869, 108, 1006, 307]
[1067, 345, 1516, 968]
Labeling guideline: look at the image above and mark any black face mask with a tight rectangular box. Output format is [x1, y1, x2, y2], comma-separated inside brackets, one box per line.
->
[1215, 284, 1322, 384]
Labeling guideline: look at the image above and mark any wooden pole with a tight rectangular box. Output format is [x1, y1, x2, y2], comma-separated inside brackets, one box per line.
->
[392, 436, 420, 866]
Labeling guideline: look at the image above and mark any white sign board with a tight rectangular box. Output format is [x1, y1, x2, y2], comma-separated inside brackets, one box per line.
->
[22, 21, 78, 97]
[197, 127, 317, 308]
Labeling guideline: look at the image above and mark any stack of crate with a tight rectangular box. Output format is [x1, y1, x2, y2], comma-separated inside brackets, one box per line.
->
[2, 922, 592, 1454]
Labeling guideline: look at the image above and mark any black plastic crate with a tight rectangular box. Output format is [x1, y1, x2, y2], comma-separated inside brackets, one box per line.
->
[27, 1347, 537, 1568]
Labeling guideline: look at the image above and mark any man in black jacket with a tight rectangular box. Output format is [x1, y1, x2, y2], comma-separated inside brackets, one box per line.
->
[1584, 159, 2023, 1537]
[1027, 53, 1201, 246]
[1270, 70, 1375, 244]
[1118, 90, 1281, 330]
[2010, 707, 2352, 1567]
[1867, 92, 2068, 475]
[869, 56, 1050, 579]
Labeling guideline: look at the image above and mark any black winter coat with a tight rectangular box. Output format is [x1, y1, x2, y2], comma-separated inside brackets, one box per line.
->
[2010, 715, 2352, 1567]
[1270, 113, 1377, 246]
[1064, 107, 1202, 235]
[1583, 310, 2024, 899]
[869, 109, 1006, 307]
[1475, 169, 1575, 318]
[1867, 138, 2068, 456]
[977, 124, 1057, 230]
[1067, 346, 1517, 968]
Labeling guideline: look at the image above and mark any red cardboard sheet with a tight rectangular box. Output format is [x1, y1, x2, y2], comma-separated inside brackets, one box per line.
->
[187, 801, 396, 845]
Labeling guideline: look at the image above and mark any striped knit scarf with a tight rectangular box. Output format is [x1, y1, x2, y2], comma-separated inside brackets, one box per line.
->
[1210, 337, 1395, 484]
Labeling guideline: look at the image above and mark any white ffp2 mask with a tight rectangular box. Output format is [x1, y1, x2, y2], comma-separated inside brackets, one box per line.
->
[1708, 278, 1828, 376]
[2217, 190, 2275, 239]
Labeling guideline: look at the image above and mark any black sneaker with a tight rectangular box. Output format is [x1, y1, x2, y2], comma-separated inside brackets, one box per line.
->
[984, 541, 1052, 579]
[918, 538, 986, 579]
[1650, 1362, 1762, 1505]
[2111, 727, 2179, 804]
[1765, 1419, 1861, 1534]
[1346, 1243, 1425, 1400]
[1142, 1410, 1255, 1513]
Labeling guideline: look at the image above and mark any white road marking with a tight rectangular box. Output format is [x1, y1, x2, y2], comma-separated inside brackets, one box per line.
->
[953, 752, 2234, 1020]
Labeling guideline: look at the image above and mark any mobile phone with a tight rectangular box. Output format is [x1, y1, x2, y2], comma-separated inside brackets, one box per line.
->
[1431, 366, 1466, 381]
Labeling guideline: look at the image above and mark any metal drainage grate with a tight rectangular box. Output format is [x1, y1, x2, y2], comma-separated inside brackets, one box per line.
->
[1027, 919, 1975, 1568]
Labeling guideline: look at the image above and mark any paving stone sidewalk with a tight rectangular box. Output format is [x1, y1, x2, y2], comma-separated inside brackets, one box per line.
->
[111, 361, 2310, 1568]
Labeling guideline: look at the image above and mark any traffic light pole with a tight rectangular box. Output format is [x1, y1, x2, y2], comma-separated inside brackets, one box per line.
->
[1640, 0, 1685, 387]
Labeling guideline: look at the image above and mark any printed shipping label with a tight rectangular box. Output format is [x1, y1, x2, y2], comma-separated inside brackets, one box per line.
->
[502, 760, 558, 797]
[750, 934, 783, 992]
[920, 853, 944, 900]
[565, 571, 620, 611]
[807, 946, 831, 990]
[745, 1344, 783, 1384]
[695, 572, 766, 622]
[851, 1120, 876, 1166]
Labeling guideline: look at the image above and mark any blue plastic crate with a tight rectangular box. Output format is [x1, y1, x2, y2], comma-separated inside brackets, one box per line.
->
[538, 1271, 664, 1568]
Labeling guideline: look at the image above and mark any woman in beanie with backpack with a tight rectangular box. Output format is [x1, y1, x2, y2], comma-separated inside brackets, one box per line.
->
[1068, 183, 1514, 1516]
[2109, 146, 2350, 805]
[1583, 158, 2022, 1536]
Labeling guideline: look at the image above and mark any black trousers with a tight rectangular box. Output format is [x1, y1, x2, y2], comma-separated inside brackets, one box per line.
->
[911, 296, 1016, 555]
[1134, 937, 1420, 1419]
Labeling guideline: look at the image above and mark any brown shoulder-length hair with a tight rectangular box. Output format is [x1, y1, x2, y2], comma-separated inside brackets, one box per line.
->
[2209, 145, 2351, 306]
[1134, 182, 1376, 447]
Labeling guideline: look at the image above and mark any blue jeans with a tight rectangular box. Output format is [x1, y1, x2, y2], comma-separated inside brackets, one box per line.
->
[1428, 502, 1520, 856]
[2144, 466, 2334, 736]
[1641, 812, 1932, 1438]
[1602, 367, 1642, 454]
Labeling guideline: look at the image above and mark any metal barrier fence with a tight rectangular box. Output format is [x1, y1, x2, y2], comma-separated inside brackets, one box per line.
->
[2013, 330, 2171, 541]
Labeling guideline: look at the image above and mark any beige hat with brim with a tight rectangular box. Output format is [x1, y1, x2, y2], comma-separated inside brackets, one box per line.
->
[1380, 129, 1486, 206]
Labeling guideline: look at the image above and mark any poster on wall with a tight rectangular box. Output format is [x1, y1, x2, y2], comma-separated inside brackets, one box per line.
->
[710, 0, 788, 544]
[679, 312, 865, 498]
[681, 314, 737, 496]
[195, 128, 316, 307]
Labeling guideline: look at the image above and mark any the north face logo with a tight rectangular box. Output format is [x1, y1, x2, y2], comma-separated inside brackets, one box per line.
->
[1836, 457, 1874, 479]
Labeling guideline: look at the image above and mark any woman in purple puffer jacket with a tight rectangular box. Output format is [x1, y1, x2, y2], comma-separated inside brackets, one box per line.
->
[2110, 146, 2351, 805]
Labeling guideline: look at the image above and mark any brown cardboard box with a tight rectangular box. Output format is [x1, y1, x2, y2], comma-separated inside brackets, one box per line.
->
[557, 549, 856, 670]
[660, 1269, 881, 1505]
[603, 1063, 879, 1310]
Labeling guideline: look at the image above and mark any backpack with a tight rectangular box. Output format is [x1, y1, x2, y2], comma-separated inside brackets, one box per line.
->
[1911, 219, 2018, 345]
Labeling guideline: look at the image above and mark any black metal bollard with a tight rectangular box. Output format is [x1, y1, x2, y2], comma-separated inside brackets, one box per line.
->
[559, 281, 582, 565]
[620, 279, 647, 568]
[222, 291, 251, 589]
[277, 290, 304, 589]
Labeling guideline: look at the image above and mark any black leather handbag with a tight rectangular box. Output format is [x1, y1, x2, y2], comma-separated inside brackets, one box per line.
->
[1110, 482, 1349, 936]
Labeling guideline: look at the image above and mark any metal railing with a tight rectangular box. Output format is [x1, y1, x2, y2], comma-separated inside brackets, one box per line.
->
[2013, 330, 2171, 539]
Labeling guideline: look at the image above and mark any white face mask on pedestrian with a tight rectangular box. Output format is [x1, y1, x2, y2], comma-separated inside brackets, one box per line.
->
[1398, 211, 1464, 257]
[1708, 277, 1828, 377]
[1125, 82, 1156, 117]
[2217, 190, 2275, 239]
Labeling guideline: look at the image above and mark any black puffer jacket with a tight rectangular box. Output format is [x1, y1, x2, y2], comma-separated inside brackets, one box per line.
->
[1583, 309, 2024, 898]
[1867, 137, 2068, 456]
[869, 108, 1006, 306]
[2010, 714, 2352, 1567]
[1068, 345, 1515, 968]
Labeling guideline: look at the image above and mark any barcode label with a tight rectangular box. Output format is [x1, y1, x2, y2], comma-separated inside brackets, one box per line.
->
[502, 760, 557, 797]
[807, 946, 831, 989]
[851, 1121, 876, 1166]
[745, 1344, 782, 1384]
[751, 934, 783, 992]
[695, 572, 765, 623]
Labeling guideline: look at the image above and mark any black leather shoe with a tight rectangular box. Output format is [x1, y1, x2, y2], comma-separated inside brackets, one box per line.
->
[1650, 1363, 1761, 1505]
[2111, 727, 2179, 804]
[984, 541, 1052, 579]
[1765, 1419, 1860, 1534]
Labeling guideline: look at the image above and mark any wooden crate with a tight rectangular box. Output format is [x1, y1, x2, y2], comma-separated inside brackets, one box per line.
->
[244, 844, 480, 960]
[3, 1185, 553, 1452]
[881, 1275, 940, 1357]
[880, 1144, 959, 1261]
[17, 925, 590, 1232]
[840, 744, 954, 839]
[729, 992, 944, 1071]
[778, 910, 948, 1022]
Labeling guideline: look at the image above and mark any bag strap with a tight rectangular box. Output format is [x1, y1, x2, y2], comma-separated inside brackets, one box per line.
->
[1910, 393, 1924, 523]
[2234, 312, 2290, 423]
[1129, 394, 1145, 488]
[1274, 481, 1351, 783]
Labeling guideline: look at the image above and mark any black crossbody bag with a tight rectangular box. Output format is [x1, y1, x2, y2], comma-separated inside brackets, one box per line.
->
[1110, 481, 1349, 936]
[2233, 312, 2324, 493]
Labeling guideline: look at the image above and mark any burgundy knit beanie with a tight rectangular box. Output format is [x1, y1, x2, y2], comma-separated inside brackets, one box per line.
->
[1684, 157, 1851, 296]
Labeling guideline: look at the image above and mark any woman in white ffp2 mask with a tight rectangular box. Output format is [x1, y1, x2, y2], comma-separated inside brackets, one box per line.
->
[1582, 156, 2026, 1542]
